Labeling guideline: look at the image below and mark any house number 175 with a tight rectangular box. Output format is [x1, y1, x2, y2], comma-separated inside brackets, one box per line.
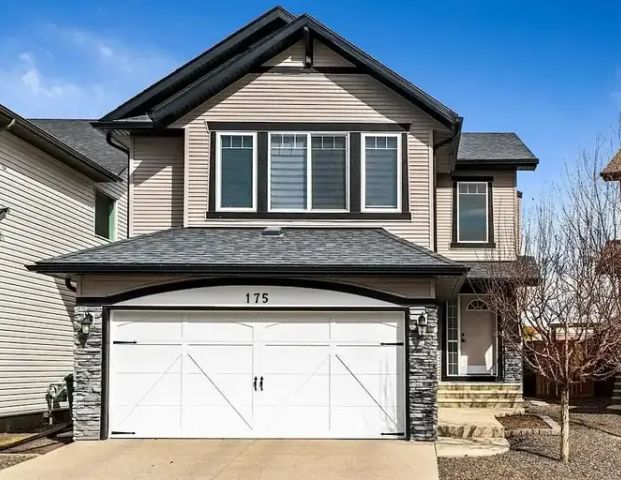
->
[245, 292, 269, 304]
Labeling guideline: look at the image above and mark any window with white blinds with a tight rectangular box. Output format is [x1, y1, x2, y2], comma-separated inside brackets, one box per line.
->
[269, 133, 348, 211]
[362, 134, 401, 211]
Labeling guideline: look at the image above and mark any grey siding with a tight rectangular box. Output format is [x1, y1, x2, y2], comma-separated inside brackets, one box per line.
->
[130, 136, 184, 236]
[0, 131, 127, 418]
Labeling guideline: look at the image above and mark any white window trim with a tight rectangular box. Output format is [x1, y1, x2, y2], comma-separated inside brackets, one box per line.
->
[360, 132, 402, 213]
[456, 181, 489, 243]
[94, 188, 117, 242]
[267, 132, 350, 213]
[215, 132, 257, 212]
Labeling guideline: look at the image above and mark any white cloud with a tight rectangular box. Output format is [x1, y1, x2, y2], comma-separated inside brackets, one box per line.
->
[0, 25, 176, 118]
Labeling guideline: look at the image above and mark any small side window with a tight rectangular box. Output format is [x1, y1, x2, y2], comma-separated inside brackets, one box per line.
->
[457, 182, 489, 243]
[95, 190, 116, 241]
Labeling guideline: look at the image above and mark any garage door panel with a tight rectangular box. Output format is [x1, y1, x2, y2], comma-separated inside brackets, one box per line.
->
[330, 407, 403, 436]
[181, 406, 253, 436]
[259, 374, 329, 406]
[184, 313, 256, 342]
[112, 311, 184, 342]
[111, 372, 181, 406]
[254, 406, 330, 437]
[333, 347, 402, 374]
[113, 346, 181, 374]
[261, 346, 330, 374]
[330, 312, 403, 343]
[261, 319, 330, 342]
[112, 405, 181, 436]
[331, 373, 400, 408]
[186, 345, 253, 374]
[183, 373, 253, 408]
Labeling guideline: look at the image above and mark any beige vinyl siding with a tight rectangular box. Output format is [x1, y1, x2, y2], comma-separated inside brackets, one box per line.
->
[436, 170, 517, 260]
[172, 72, 443, 248]
[0, 131, 127, 417]
[130, 136, 184, 236]
[261, 40, 355, 68]
[79, 273, 435, 299]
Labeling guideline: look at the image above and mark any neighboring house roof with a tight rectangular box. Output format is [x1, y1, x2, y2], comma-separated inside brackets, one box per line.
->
[29, 119, 127, 176]
[97, 8, 461, 130]
[601, 148, 621, 180]
[0, 104, 121, 182]
[28, 227, 468, 276]
[457, 133, 539, 170]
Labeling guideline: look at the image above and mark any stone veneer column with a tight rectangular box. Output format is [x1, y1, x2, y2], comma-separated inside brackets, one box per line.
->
[503, 342, 523, 384]
[72, 305, 103, 440]
[408, 305, 438, 441]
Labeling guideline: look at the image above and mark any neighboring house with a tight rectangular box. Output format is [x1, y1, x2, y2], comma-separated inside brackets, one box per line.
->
[28, 7, 538, 441]
[0, 104, 128, 427]
[601, 147, 621, 410]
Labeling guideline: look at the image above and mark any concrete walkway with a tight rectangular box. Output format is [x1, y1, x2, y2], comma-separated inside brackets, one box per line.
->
[0, 439, 438, 480]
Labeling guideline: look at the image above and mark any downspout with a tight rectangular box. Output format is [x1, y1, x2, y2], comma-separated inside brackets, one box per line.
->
[65, 278, 77, 293]
[105, 132, 131, 239]
[432, 117, 463, 251]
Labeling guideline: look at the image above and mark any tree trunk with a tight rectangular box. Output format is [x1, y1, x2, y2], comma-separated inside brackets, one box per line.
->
[560, 385, 570, 462]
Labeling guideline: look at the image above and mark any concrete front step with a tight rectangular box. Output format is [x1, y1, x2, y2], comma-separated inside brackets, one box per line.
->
[438, 391, 522, 399]
[439, 401, 524, 408]
[439, 382, 521, 392]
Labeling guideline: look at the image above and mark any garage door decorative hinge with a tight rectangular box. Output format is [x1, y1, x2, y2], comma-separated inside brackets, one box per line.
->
[380, 342, 404, 346]
[113, 341, 137, 344]
[110, 431, 135, 435]
[381, 432, 405, 436]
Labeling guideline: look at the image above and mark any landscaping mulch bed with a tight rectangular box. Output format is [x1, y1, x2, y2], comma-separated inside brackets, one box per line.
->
[498, 415, 550, 430]
[439, 407, 621, 480]
[0, 427, 72, 471]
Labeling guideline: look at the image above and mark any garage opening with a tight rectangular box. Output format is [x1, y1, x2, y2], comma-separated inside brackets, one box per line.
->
[108, 309, 406, 439]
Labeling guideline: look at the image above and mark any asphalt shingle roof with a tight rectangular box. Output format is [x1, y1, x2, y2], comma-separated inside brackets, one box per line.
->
[465, 256, 538, 282]
[458, 133, 538, 167]
[29, 227, 467, 275]
[29, 119, 127, 175]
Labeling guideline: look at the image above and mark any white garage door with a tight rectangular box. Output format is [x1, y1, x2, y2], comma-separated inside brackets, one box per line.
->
[109, 310, 406, 438]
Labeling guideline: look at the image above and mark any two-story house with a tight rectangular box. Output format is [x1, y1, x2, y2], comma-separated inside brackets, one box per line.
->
[29, 7, 538, 441]
[0, 104, 127, 428]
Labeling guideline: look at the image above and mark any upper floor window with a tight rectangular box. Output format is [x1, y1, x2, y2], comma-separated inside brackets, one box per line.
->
[457, 182, 489, 243]
[95, 190, 116, 241]
[362, 134, 401, 211]
[216, 133, 256, 211]
[269, 133, 348, 211]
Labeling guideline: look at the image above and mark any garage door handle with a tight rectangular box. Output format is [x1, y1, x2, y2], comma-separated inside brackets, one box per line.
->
[259, 376, 264, 391]
[253, 376, 257, 391]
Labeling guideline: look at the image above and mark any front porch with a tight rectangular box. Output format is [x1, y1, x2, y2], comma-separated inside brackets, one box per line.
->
[438, 291, 524, 408]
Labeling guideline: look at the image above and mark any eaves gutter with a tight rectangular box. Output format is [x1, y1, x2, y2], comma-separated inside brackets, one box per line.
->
[0, 105, 121, 182]
[27, 263, 470, 277]
[456, 158, 539, 171]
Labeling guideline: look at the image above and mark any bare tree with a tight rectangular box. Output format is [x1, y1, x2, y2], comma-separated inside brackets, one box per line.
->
[483, 140, 621, 463]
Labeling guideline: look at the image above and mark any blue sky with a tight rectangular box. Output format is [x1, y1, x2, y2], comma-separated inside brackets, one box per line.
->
[1, 1, 620, 200]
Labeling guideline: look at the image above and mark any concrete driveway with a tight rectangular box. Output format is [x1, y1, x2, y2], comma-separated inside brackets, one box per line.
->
[0, 439, 438, 480]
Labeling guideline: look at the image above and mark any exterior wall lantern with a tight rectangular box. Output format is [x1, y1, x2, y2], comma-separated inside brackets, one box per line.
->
[410, 310, 428, 343]
[0, 207, 9, 222]
[80, 312, 93, 336]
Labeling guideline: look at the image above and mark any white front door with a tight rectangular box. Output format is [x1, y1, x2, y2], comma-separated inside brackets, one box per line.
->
[459, 295, 496, 375]
[109, 309, 405, 439]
